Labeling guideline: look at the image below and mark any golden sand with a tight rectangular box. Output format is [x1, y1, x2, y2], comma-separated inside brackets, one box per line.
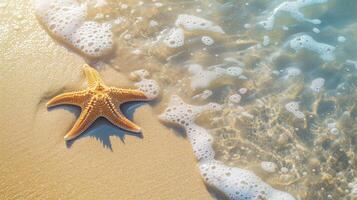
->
[0, 1, 212, 199]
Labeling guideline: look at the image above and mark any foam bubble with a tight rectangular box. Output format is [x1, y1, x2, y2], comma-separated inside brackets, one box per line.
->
[175, 14, 224, 33]
[70, 22, 113, 56]
[289, 34, 335, 61]
[131, 69, 160, 100]
[239, 88, 248, 94]
[201, 36, 214, 46]
[225, 67, 243, 77]
[229, 94, 241, 104]
[34, 0, 114, 57]
[159, 95, 221, 160]
[337, 36, 346, 43]
[313, 27, 320, 33]
[259, 0, 328, 30]
[310, 77, 325, 92]
[163, 28, 185, 48]
[261, 161, 277, 173]
[283, 67, 301, 80]
[88, 0, 108, 8]
[187, 64, 245, 89]
[285, 101, 305, 119]
[187, 64, 225, 89]
[263, 35, 270, 46]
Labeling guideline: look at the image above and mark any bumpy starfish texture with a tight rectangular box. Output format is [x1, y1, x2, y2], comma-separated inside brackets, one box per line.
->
[47, 64, 149, 141]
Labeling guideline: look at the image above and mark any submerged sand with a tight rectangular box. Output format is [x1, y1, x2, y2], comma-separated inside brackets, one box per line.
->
[0, 1, 212, 199]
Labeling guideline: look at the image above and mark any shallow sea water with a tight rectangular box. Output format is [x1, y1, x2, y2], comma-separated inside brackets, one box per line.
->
[6, 0, 357, 199]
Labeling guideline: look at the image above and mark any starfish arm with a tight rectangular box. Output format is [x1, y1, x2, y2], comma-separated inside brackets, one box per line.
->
[109, 88, 148, 103]
[103, 99, 141, 133]
[83, 65, 104, 88]
[47, 90, 88, 108]
[64, 99, 99, 140]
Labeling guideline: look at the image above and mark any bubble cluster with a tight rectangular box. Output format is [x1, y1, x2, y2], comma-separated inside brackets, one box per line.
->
[285, 101, 305, 119]
[131, 69, 160, 100]
[187, 64, 244, 89]
[175, 14, 224, 33]
[70, 22, 113, 56]
[289, 34, 335, 61]
[163, 28, 185, 48]
[260, 161, 277, 173]
[34, 0, 113, 57]
[283, 67, 301, 80]
[201, 36, 214, 46]
[187, 64, 225, 89]
[310, 77, 325, 93]
[229, 94, 242, 104]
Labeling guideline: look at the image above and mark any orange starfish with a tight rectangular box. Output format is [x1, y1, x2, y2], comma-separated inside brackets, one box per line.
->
[47, 64, 149, 141]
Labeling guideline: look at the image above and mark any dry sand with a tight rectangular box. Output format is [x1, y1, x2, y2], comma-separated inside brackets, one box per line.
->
[0, 1, 213, 199]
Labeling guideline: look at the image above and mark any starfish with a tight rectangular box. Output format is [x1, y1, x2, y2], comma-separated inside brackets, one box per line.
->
[47, 64, 149, 141]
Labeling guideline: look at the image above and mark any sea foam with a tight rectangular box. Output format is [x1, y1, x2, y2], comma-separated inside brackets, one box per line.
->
[159, 95, 295, 200]
[289, 34, 335, 61]
[34, 0, 113, 58]
[131, 69, 160, 100]
[260, 0, 328, 30]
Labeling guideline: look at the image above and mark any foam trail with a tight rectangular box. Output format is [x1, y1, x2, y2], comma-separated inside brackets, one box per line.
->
[259, 0, 328, 30]
[159, 95, 295, 200]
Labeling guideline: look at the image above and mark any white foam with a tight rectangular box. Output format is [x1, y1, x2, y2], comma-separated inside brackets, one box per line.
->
[313, 27, 320, 33]
[346, 60, 357, 69]
[289, 34, 335, 61]
[34, 0, 114, 57]
[159, 95, 296, 200]
[261, 161, 277, 173]
[229, 94, 241, 104]
[283, 67, 301, 80]
[348, 180, 357, 198]
[239, 88, 248, 94]
[187, 64, 225, 89]
[259, 0, 328, 30]
[159, 95, 221, 160]
[200, 160, 295, 200]
[327, 123, 339, 135]
[337, 36, 346, 43]
[187, 64, 244, 89]
[263, 35, 270, 46]
[310, 77, 325, 92]
[163, 28, 185, 48]
[175, 14, 225, 33]
[70, 22, 113, 56]
[131, 69, 160, 100]
[88, 0, 108, 8]
[285, 101, 305, 119]
[201, 36, 215, 46]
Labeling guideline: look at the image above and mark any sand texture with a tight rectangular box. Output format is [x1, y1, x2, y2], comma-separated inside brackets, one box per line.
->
[0, 1, 212, 199]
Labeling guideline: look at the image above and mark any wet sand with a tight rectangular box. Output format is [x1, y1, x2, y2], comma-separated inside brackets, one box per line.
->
[0, 1, 212, 199]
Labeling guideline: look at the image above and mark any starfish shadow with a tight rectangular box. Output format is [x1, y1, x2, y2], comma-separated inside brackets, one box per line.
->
[50, 102, 145, 151]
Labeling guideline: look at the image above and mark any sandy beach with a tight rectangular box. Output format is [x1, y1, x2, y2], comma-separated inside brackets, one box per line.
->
[0, 1, 212, 199]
